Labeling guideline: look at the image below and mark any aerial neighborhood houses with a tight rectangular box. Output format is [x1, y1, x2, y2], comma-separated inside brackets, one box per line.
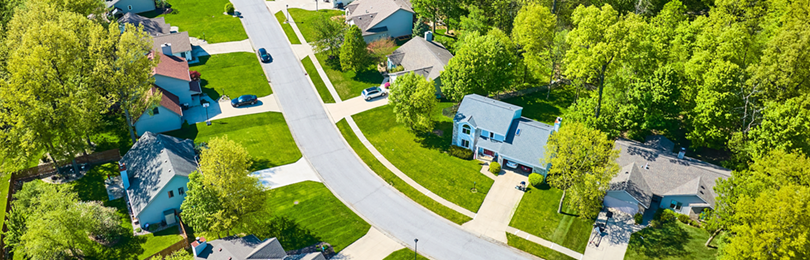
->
[345, 0, 414, 42]
[387, 33, 453, 97]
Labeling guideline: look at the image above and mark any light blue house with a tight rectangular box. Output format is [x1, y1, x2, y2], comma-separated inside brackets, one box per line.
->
[106, 0, 156, 14]
[345, 0, 414, 42]
[452, 94, 559, 176]
[120, 132, 197, 228]
[135, 52, 201, 135]
[605, 136, 731, 218]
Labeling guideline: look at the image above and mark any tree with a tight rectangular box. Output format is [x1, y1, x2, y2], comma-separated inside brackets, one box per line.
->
[411, 0, 439, 33]
[163, 249, 193, 260]
[440, 29, 517, 102]
[512, 3, 557, 86]
[180, 171, 223, 234]
[623, 65, 682, 133]
[744, 94, 810, 160]
[459, 6, 490, 35]
[311, 14, 346, 57]
[542, 121, 619, 218]
[412, 17, 431, 38]
[389, 72, 438, 132]
[340, 25, 368, 72]
[367, 38, 396, 64]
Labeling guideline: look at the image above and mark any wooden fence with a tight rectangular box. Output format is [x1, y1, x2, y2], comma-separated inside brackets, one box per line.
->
[143, 214, 191, 260]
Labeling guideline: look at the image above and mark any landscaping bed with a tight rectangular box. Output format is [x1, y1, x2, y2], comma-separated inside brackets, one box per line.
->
[190, 53, 272, 100]
[508, 183, 595, 253]
[165, 112, 302, 171]
[141, 0, 247, 43]
[506, 233, 576, 260]
[302, 56, 336, 103]
[336, 119, 472, 224]
[275, 11, 302, 44]
[352, 104, 493, 213]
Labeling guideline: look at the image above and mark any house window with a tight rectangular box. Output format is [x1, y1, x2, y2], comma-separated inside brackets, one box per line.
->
[180, 52, 186, 58]
[168, 190, 174, 198]
[127, 5, 132, 10]
[670, 200, 682, 210]
[462, 125, 471, 135]
[178, 187, 185, 195]
[489, 132, 494, 139]
[461, 139, 470, 148]
[152, 107, 160, 115]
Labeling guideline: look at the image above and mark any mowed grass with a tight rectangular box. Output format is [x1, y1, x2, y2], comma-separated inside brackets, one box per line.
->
[336, 119, 471, 224]
[315, 53, 383, 101]
[288, 9, 344, 43]
[625, 221, 719, 260]
[165, 112, 301, 171]
[302, 56, 336, 103]
[190, 53, 271, 100]
[383, 248, 430, 260]
[353, 104, 493, 213]
[507, 233, 576, 260]
[502, 84, 576, 124]
[509, 183, 595, 253]
[141, 0, 247, 43]
[274, 11, 301, 44]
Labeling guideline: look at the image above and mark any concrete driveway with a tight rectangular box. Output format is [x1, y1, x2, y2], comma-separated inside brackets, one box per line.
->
[252, 157, 321, 189]
[229, 0, 537, 258]
[583, 209, 645, 260]
[462, 168, 525, 243]
[184, 94, 281, 124]
[325, 95, 389, 122]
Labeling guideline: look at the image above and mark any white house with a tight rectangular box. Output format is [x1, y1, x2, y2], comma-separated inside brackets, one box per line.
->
[105, 0, 155, 14]
[345, 0, 414, 42]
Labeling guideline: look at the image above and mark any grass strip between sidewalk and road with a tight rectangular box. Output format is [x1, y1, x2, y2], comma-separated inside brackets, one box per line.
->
[383, 248, 430, 260]
[302, 56, 336, 103]
[336, 119, 472, 224]
[506, 233, 576, 260]
[274, 11, 302, 45]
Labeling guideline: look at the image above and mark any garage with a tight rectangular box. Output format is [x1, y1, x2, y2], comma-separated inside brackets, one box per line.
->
[483, 149, 494, 156]
[502, 159, 533, 173]
[604, 195, 641, 215]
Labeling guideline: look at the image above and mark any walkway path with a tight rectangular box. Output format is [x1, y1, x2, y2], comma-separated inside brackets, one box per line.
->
[252, 157, 322, 189]
[462, 168, 526, 243]
[583, 210, 643, 260]
[332, 227, 405, 260]
[507, 227, 585, 259]
[193, 39, 254, 56]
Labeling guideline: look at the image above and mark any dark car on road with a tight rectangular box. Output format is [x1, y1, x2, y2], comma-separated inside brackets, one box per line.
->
[231, 95, 258, 107]
[257, 48, 271, 63]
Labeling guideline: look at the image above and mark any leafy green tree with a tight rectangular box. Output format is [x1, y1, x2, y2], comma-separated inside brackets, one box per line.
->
[542, 121, 620, 218]
[624, 65, 682, 132]
[459, 6, 490, 35]
[512, 3, 557, 83]
[411, 0, 439, 32]
[180, 171, 223, 234]
[744, 94, 810, 159]
[311, 14, 347, 57]
[440, 29, 516, 101]
[340, 25, 368, 72]
[163, 249, 193, 260]
[412, 17, 431, 38]
[389, 72, 438, 132]
[488, 0, 522, 34]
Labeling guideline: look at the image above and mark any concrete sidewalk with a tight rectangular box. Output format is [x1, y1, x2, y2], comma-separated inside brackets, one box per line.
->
[507, 227, 585, 259]
[332, 227, 405, 260]
[266, 0, 335, 13]
[462, 168, 526, 243]
[252, 157, 321, 189]
[325, 96, 389, 122]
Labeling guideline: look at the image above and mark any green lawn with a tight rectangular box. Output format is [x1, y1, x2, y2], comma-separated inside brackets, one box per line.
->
[274, 11, 302, 44]
[336, 119, 472, 224]
[625, 221, 719, 260]
[190, 52, 271, 100]
[509, 183, 595, 253]
[507, 233, 576, 260]
[238, 181, 370, 252]
[353, 104, 493, 213]
[502, 84, 576, 124]
[383, 248, 430, 260]
[165, 112, 301, 171]
[140, 0, 247, 43]
[90, 115, 136, 154]
[302, 56, 336, 103]
[288, 9, 344, 43]
[315, 53, 383, 100]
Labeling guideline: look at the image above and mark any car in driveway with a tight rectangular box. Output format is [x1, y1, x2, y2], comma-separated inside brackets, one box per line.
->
[257, 48, 271, 63]
[505, 161, 518, 168]
[231, 95, 258, 107]
[361, 87, 387, 101]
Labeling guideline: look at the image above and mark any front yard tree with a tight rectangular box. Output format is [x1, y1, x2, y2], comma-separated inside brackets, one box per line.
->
[340, 25, 368, 72]
[543, 121, 619, 219]
[440, 29, 516, 102]
[180, 171, 223, 234]
[311, 14, 346, 57]
[389, 72, 438, 132]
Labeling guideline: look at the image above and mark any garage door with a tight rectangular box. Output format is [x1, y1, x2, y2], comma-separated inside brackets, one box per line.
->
[603, 195, 640, 215]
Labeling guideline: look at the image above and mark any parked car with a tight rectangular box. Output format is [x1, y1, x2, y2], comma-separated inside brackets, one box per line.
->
[505, 161, 518, 168]
[361, 87, 387, 101]
[519, 165, 532, 172]
[231, 95, 258, 107]
[257, 48, 271, 63]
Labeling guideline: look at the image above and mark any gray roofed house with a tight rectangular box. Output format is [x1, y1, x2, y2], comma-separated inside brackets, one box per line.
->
[118, 12, 171, 37]
[153, 31, 192, 55]
[608, 162, 654, 209]
[344, 0, 414, 42]
[192, 235, 326, 260]
[120, 131, 197, 226]
[454, 94, 522, 136]
[386, 36, 454, 96]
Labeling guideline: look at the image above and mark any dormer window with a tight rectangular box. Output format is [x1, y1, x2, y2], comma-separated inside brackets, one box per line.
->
[462, 125, 471, 135]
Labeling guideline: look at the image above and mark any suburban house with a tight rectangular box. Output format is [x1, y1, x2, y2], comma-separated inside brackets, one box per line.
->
[106, 0, 155, 14]
[118, 13, 195, 62]
[191, 236, 326, 260]
[345, 0, 414, 42]
[452, 94, 560, 175]
[604, 136, 732, 218]
[387, 33, 453, 97]
[134, 51, 201, 135]
[118, 12, 171, 36]
[120, 132, 197, 228]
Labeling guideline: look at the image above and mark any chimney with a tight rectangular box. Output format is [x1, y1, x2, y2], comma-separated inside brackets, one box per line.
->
[192, 237, 208, 257]
[119, 162, 130, 189]
[161, 43, 172, 55]
[554, 117, 563, 132]
[677, 147, 686, 159]
[424, 31, 434, 42]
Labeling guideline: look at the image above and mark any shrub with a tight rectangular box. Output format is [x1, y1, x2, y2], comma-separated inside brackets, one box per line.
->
[528, 173, 543, 187]
[677, 214, 691, 224]
[224, 3, 234, 14]
[649, 219, 660, 228]
[389, 65, 405, 73]
[634, 213, 643, 225]
[689, 220, 700, 227]
[489, 162, 501, 175]
[135, 228, 142, 232]
[448, 146, 473, 160]
[653, 208, 677, 226]
[189, 70, 201, 81]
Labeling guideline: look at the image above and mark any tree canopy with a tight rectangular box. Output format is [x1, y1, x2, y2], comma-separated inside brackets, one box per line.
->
[389, 72, 438, 132]
[340, 25, 368, 72]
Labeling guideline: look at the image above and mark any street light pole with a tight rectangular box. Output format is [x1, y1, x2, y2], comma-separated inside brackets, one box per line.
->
[414, 238, 418, 260]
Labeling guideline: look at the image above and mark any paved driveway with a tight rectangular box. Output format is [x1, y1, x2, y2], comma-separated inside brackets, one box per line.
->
[252, 158, 321, 189]
[229, 0, 536, 259]
[583, 209, 644, 260]
[325, 96, 389, 122]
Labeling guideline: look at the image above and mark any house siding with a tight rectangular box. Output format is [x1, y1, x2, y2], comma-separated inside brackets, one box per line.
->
[154, 74, 193, 105]
[135, 106, 182, 135]
[136, 176, 189, 225]
[362, 9, 413, 43]
[113, 0, 156, 14]
[455, 123, 474, 150]
[659, 195, 707, 215]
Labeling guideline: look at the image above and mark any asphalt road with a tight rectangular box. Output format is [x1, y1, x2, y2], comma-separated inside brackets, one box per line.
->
[229, 1, 535, 259]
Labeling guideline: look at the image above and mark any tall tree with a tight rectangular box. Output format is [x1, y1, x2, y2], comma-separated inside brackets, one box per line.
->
[180, 171, 223, 234]
[311, 14, 347, 57]
[440, 29, 516, 101]
[340, 25, 368, 72]
[411, 0, 439, 33]
[389, 72, 438, 132]
[542, 121, 619, 218]
[512, 3, 557, 84]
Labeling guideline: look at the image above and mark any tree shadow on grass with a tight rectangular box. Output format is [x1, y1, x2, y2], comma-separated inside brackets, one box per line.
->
[91, 115, 134, 154]
[73, 164, 118, 201]
[415, 121, 453, 151]
[628, 222, 691, 258]
[250, 158, 276, 172]
[164, 122, 199, 141]
[353, 69, 383, 84]
[244, 216, 321, 251]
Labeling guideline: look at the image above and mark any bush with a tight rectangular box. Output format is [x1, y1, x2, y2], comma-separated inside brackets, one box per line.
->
[135, 228, 142, 232]
[528, 173, 543, 187]
[689, 219, 700, 227]
[653, 208, 677, 226]
[489, 162, 501, 175]
[448, 146, 473, 160]
[634, 213, 643, 225]
[189, 70, 201, 81]
[677, 214, 691, 224]
[649, 219, 660, 228]
[224, 3, 234, 14]
[389, 65, 405, 73]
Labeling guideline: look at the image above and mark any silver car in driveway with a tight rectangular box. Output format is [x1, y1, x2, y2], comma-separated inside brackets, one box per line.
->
[361, 87, 387, 101]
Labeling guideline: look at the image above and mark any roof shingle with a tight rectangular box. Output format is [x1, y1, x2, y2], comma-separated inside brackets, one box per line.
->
[153, 52, 190, 81]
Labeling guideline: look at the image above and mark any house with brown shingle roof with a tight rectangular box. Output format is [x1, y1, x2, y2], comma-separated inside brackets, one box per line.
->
[344, 0, 414, 42]
[135, 51, 199, 135]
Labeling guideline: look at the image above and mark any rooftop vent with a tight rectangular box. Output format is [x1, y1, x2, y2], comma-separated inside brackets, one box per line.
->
[643, 163, 649, 170]
[516, 129, 521, 136]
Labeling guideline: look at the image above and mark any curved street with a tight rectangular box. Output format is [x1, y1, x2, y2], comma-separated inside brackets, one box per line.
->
[228, 0, 536, 259]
